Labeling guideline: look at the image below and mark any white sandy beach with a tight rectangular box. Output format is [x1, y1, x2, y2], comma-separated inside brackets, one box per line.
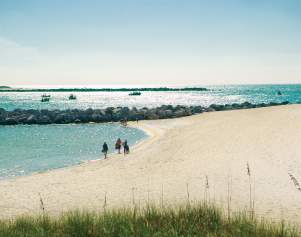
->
[1, 105, 301, 223]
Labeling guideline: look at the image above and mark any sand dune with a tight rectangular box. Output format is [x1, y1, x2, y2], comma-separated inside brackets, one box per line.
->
[1, 105, 301, 224]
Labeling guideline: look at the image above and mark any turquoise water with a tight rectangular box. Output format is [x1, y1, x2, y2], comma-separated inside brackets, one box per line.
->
[1, 84, 301, 111]
[0, 124, 146, 180]
[1, 84, 300, 180]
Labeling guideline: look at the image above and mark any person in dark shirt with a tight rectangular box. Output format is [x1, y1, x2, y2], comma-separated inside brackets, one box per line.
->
[123, 140, 130, 155]
[115, 138, 122, 154]
[102, 142, 108, 159]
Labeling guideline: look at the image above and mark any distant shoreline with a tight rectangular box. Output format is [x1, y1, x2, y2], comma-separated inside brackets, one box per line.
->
[0, 86, 208, 92]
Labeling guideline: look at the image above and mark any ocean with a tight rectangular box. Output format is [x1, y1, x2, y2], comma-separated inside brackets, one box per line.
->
[1, 84, 301, 111]
[0, 123, 146, 180]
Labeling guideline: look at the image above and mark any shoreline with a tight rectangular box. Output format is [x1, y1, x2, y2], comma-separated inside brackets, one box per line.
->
[0, 122, 150, 182]
[1, 105, 301, 224]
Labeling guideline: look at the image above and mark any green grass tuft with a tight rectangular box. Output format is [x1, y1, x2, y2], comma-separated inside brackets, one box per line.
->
[0, 203, 299, 237]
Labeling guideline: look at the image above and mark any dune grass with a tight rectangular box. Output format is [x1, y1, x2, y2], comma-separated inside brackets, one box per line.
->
[0, 203, 299, 237]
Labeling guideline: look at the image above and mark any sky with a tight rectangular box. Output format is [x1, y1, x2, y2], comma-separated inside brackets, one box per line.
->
[0, 0, 301, 86]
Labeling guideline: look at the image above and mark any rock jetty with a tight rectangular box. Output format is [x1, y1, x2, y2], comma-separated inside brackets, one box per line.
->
[0, 101, 289, 125]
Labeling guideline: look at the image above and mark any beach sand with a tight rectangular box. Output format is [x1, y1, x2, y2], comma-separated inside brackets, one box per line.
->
[1, 105, 301, 224]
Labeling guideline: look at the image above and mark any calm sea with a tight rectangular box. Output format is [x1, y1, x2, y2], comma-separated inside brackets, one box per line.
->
[1, 84, 301, 111]
[0, 123, 146, 180]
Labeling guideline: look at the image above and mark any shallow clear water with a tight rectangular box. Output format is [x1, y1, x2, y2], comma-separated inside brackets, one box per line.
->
[0, 124, 146, 180]
[1, 84, 300, 180]
[1, 84, 301, 111]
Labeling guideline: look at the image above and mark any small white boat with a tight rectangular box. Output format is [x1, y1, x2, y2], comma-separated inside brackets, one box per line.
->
[41, 94, 51, 102]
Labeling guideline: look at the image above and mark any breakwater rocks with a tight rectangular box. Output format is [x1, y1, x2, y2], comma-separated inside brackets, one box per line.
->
[0, 101, 289, 125]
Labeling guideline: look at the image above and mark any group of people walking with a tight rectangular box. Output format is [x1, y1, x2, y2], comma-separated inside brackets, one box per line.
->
[102, 138, 130, 159]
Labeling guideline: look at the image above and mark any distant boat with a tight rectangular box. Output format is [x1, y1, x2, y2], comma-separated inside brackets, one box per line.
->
[69, 94, 77, 100]
[41, 94, 51, 102]
[129, 91, 141, 96]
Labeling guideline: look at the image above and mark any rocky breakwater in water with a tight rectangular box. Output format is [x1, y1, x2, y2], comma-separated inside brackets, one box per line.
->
[0, 101, 290, 125]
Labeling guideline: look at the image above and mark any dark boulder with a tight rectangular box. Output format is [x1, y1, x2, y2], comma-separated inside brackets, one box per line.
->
[39, 115, 51, 124]
[3, 117, 18, 125]
[174, 109, 187, 118]
[0, 108, 6, 114]
[54, 114, 67, 124]
[191, 106, 203, 114]
[91, 113, 104, 122]
[145, 110, 159, 120]
[209, 104, 224, 111]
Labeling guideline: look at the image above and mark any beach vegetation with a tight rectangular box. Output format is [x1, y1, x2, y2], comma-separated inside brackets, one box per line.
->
[0, 203, 299, 237]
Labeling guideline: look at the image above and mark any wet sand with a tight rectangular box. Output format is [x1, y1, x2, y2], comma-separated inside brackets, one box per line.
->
[1, 105, 301, 224]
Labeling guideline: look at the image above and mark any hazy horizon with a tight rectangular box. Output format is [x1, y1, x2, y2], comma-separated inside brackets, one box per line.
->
[1, 0, 301, 85]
